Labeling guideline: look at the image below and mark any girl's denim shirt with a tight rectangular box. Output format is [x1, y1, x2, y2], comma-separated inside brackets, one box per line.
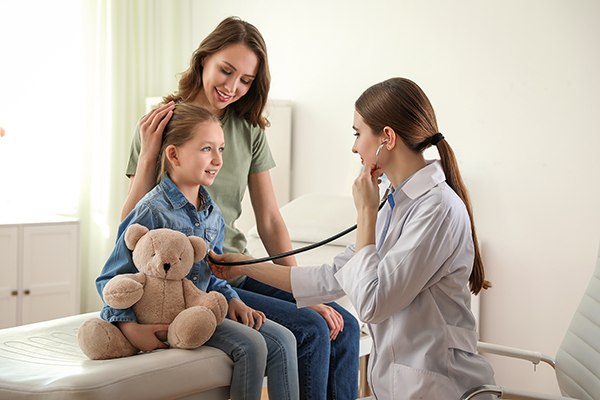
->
[97, 175, 239, 323]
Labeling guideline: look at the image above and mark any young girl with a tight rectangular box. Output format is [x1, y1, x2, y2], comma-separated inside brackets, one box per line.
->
[96, 104, 299, 400]
[123, 17, 359, 400]
[210, 78, 496, 399]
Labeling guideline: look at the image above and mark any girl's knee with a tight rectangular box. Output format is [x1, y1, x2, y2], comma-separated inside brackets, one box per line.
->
[263, 322, 297, 357]
[277, 325, 297, 355]
[242, 327, 268, 359]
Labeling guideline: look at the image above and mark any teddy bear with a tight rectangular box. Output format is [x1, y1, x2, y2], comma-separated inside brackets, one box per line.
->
[78, 223, 228, 360]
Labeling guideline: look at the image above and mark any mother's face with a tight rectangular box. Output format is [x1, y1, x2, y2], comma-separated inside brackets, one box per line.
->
[198, 44, 259, 113]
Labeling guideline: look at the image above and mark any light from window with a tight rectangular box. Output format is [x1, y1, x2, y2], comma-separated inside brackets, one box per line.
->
[0, 0, 82, 215]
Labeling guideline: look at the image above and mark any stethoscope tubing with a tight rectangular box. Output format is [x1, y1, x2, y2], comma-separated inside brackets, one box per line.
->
[208, 186, 390, 266]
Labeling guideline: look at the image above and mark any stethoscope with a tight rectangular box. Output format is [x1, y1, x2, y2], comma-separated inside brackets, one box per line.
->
[208, 140, 390, 266]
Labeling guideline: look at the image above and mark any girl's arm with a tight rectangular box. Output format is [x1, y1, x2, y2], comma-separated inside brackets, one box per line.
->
[206, 222, 267, 330]
[121, 102, 174, 221]
[98, 209, 169, 352]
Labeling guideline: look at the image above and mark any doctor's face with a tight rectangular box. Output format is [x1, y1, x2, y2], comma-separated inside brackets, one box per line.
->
[352, 110, 383, 167]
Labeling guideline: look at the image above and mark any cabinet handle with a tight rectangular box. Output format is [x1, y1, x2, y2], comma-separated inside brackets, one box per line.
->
[11, 290, 18, 296]
[24, 289, 30, 295]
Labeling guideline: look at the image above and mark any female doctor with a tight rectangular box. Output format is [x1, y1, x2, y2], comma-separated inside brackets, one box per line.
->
[210, 77, 496, 399]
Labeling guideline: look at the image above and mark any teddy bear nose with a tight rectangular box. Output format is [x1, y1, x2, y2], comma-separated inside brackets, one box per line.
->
[163, 263, 171, 272]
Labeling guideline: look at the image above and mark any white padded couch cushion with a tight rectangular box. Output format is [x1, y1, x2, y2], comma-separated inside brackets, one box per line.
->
[0, 312, 232, 399]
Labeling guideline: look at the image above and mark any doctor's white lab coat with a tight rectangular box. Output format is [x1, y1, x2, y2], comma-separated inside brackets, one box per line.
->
[291, 161, 495, 400]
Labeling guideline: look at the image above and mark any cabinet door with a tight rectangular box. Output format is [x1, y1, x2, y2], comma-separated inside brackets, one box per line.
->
[21, 223, 80, 325]
[0, 227, 19, 328]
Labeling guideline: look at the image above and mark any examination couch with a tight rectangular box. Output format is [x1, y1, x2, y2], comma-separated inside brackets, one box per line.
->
[0, 194, 368, 399]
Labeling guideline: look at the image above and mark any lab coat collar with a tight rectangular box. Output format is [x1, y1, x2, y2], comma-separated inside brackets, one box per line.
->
[398, 160, 446, 200]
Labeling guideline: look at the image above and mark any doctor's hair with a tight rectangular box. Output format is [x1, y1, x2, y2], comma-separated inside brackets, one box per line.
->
[161, 16, 271, 130]
[155, 103, 221, 185]
[355, 77, 491, 295]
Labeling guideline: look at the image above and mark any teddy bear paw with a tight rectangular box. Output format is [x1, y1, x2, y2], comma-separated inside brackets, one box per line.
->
[168, 306, 217, 349]
[77, 318, 138, 360]
[205, 291, 228, 325]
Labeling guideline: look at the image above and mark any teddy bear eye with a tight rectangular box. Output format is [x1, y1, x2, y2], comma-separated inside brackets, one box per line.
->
[152, 253, 156, 257]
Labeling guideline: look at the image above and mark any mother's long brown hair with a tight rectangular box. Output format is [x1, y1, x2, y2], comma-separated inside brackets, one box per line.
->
[355, 77, 490, 295]
[163, 16, 271, 129]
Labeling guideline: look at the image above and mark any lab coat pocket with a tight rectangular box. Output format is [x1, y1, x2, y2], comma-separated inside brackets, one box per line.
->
[391, 363, 460, 400]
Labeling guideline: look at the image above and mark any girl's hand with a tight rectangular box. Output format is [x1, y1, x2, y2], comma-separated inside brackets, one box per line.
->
[117, 321, 170, 352]
[208, 251, 251, 281]
[352, 163, 382, 214]
[228, 299, 266, 330]
[138, 101, 175, 163]
[308, 304, 345, 340]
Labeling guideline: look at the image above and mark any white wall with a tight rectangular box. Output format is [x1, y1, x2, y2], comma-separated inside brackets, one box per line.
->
[190, 0, 600, 394]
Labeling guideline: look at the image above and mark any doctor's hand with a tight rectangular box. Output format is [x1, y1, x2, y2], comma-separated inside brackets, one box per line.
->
[208, 251, 251, 281]
[138, 101, 175, 163]
[308, 304, 344, 340]
[228, 299, 266, 330]
[352, 163, 382, 214]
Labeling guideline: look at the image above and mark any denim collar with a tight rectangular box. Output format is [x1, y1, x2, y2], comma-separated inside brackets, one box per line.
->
[159, 174, 214, 213]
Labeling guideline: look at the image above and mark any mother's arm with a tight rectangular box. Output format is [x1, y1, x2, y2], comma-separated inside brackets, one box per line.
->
[247, 171, 346, 338]
[247, 170, 297, 266]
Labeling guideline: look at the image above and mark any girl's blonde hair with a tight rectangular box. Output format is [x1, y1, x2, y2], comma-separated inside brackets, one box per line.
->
[162, 16, 271, 129]
[156, 104, 221, 184]
[355, 77, 491, 295]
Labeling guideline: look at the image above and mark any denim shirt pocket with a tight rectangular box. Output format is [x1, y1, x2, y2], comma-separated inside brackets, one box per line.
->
[203, 227, 218, 245]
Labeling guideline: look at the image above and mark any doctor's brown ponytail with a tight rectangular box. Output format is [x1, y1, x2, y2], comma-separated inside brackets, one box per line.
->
[434, 137, 491, 294]
[355, 77, 491, 295]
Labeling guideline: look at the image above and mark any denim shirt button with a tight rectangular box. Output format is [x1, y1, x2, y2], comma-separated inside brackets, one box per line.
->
[192, 276, 198, 281]
[195, 223, 199, 227]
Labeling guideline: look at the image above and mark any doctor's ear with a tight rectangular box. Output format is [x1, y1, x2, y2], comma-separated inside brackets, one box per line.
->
[382, 127, 396, 149]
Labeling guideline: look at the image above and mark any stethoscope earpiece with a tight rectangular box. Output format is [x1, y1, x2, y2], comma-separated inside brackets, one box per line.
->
[376, 139, 389, 169]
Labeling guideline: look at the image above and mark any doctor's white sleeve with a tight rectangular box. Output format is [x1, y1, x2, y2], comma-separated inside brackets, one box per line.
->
[334, 194, 470, 324]
[291, 244, 356, 308]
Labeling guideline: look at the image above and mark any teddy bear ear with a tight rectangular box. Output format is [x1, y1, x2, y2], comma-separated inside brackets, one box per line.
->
[124, 224, 150, 251]
[188, 236, 208, 262]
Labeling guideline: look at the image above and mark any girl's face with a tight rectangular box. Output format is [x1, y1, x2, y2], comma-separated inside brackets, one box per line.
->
[197, 44, 259, 114]
[174, 121, 225, 187]
[352, 111, 383, 167]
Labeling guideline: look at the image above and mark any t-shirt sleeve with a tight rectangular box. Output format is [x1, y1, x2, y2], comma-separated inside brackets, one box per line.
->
[125, 120, 143, 177]
[249, 128, 276, 174]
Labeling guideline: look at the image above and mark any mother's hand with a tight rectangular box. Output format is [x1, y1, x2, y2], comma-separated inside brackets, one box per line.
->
[138, 101, 175, 162]
[308, 304, 345, 340]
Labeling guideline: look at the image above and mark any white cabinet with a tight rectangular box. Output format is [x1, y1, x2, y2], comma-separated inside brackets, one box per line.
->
[0, 216, 80, 329]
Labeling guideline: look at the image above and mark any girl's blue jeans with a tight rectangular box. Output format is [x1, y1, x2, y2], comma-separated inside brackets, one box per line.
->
[236, 277, 360, 400]
[204, 317, 299, 400]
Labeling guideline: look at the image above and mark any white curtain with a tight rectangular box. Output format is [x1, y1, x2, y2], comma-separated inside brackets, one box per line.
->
[78, 0, 193, 312]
